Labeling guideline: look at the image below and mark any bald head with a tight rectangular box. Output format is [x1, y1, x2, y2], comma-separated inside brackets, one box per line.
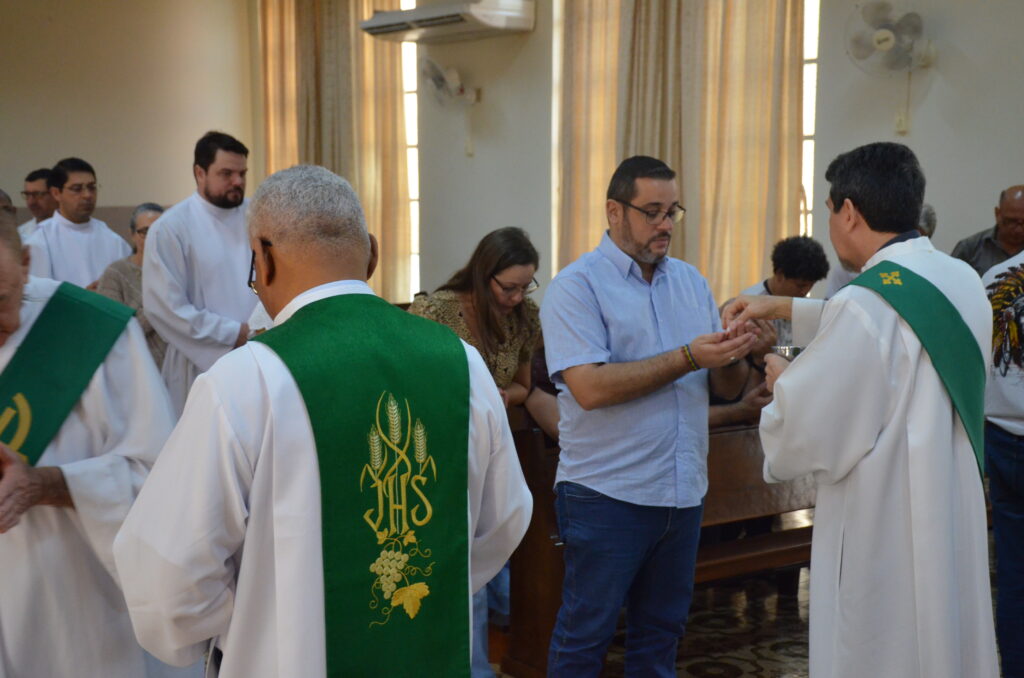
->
[996, 185, 1024, 254]
[0, 205, 21, 255]
[0, 189, 14, 218]
[0, 209, 28, 347]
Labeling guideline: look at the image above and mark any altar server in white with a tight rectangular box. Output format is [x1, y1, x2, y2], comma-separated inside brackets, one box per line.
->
[115, 165, 532, 678]
[25, 157, 130, 287]
[143, 131, 256, 413]
[723, 143, 998, 678]
[18, 168, 58, 240]
[0, 211, 177, 677]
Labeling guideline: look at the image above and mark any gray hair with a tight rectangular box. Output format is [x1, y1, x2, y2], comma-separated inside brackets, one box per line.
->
[130, 202, 165, 233]
[248, 165, 368, 257]
[918, 202, 936, 237]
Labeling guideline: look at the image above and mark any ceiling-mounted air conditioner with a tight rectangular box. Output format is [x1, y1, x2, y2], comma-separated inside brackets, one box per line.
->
[360, 0, 535, 44]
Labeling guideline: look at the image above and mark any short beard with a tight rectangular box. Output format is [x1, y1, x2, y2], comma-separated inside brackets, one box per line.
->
[204, 187, 244, 209]
[625, 231, 669, 265]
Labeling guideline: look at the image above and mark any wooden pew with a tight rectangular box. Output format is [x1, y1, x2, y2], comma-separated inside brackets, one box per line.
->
[501, 416, 815, 678]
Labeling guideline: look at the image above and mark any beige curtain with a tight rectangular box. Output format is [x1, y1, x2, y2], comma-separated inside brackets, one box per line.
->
[559, 0, 804, 302]
[260, 0, 411, 302]
[696, 1, 804, 302]
[555, 0, 623, 271]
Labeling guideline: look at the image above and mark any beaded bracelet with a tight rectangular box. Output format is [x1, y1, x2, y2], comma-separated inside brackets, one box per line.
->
[681, 344, 700, 371]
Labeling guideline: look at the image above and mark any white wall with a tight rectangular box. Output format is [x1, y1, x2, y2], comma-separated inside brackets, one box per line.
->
[813, 0, 1024, 260]
[0, 0, 260, 211]
[417, 1, 553, 293]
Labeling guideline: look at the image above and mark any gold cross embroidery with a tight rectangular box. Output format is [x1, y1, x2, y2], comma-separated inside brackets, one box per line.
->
[880, 271, 902, 286]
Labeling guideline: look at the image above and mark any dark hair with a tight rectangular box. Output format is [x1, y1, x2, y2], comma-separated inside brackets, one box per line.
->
[24, 168, 51, 183]
[129, 202, 165, 233]
[194, 131, 249, 171]
[438, 227, 540, 359]
[606, 156, 676, 203]
[771, 235, 829, 281]
[48, 157, 96, 190]
[825, 142, 924, 233]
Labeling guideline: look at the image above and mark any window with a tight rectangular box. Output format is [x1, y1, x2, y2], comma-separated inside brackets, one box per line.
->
[800, 0, 820, 236]
[400, 0, 420, 297]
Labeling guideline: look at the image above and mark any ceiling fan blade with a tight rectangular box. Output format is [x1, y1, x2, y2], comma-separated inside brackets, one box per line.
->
[883, 45, 913, 70]
[850, 30, 877, 60]
[861, 1, 894, 29]
[894, 12, 924, 40]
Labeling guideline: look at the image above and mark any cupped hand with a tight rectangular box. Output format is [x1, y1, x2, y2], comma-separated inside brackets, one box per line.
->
[690, 330, 758, 369]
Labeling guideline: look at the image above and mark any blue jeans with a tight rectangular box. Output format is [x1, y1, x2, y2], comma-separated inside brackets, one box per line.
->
[987, 422, 1024, 678]
[547, 482, 703, 677]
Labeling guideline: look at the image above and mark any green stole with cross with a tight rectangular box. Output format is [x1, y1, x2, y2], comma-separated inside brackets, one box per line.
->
[850, 262, 986, 476]
[0, 282, 134, 465]
[252, 292, 471, 678]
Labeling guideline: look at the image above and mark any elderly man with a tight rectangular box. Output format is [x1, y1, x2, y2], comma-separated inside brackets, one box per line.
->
[97, 203, 168, 367]
[0, 208, 177, 676]
[952, 186, 1024, 276]
[724, 142, 997, 677]
[19, 168, 58, 240]
[0, 189, 14, 219]
[114, 165, 532, 678]
[540, 155, 757, 676]
[25, 157, 131, 287]
[143, 131, 257, 414]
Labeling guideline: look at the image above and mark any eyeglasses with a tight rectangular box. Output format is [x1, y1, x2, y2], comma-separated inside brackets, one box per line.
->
[63, 183, 99, 195]
[0, 205, 15, 216]
[21, 191, 48, 200]
[616, 200, 686, 225]
[248, 239, 272, 294]
[135, 227, 150, 238]
[492, 275, 539, 297]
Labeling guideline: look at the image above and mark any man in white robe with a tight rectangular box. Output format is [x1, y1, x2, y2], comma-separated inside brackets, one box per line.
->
[18, 168, 58, 241]
[25, 157, 131, 287]
[0, 212, 178, 677]
[114, 165, 532, 678]
[724, 143, 998, 678]
[143, 131, 256, 414]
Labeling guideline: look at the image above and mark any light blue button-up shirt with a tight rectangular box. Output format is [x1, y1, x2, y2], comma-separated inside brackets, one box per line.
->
[540, 233, 721, 508]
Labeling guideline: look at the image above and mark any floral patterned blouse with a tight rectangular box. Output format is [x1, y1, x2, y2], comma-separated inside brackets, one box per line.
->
[408, 289, 541, 388]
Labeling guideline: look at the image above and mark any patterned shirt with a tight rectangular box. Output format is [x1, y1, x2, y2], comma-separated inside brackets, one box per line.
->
[408, 289, 540, 389]
[96, 257, 167, 368]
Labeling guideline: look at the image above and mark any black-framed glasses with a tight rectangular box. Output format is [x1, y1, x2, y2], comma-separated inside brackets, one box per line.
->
[616, 199, 686, 225]
[248, 239, 272, 294]
[492, 275, 539, 297]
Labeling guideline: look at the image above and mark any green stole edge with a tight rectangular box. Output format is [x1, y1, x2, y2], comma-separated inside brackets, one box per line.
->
[850, 262, 985, 476]
[0, 282, 134, 465]
[252, 292, 472, 678]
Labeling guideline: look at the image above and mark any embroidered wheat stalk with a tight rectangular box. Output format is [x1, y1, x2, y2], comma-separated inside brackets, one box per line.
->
[369, 427, 383, 470]
[387, 394, 402, 444]
[414, 419, 427, 463]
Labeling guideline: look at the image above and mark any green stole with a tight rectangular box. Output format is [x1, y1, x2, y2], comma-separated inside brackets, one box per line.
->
[252, 292, 471, 678]
[850, 262, 986, 475]
[0, 282, 134, 465]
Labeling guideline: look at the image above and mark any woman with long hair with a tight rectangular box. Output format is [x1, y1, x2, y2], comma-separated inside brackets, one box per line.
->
[409, 226, 541, 407]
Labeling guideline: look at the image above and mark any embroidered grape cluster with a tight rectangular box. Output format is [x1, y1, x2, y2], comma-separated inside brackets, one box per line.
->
[370, 549, 410, 599]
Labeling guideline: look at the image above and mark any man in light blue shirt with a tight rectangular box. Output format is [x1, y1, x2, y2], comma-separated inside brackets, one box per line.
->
[541, 155, 757, 677]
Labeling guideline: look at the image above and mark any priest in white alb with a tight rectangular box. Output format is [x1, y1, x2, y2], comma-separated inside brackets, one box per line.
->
[143, 131, 256, 414]
[25, 157, 131, 287]
[0, 210, 178, 677]
[723, 142, 998, 678]
[114, 165, 533, 678]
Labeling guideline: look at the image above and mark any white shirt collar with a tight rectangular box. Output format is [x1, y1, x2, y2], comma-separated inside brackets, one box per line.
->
[51, 210, 93, 231]
[864, 234, 934, 270]
[273, 280, 376, 326]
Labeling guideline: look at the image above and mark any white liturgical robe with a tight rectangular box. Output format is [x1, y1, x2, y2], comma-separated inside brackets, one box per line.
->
[143, 192, 256, 414]
[760, 237, 998, 678]
[0, 277, 175, 678]
[17, 217, 39, 242]
[114, 281, 533, 678]
[26, 211, 131, 287]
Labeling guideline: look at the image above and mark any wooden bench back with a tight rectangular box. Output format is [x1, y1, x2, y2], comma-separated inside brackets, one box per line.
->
[703, 425, 816, 526]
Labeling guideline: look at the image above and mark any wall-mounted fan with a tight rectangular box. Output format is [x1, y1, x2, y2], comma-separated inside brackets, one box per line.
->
[845, 2, 935, 134]
[420, 58, 479, 106]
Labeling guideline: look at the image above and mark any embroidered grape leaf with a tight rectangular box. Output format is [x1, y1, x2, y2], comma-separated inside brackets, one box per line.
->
[403, 530, 417, 545]
[376, 530, 388, 545]
[392, 582, 430, 619]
